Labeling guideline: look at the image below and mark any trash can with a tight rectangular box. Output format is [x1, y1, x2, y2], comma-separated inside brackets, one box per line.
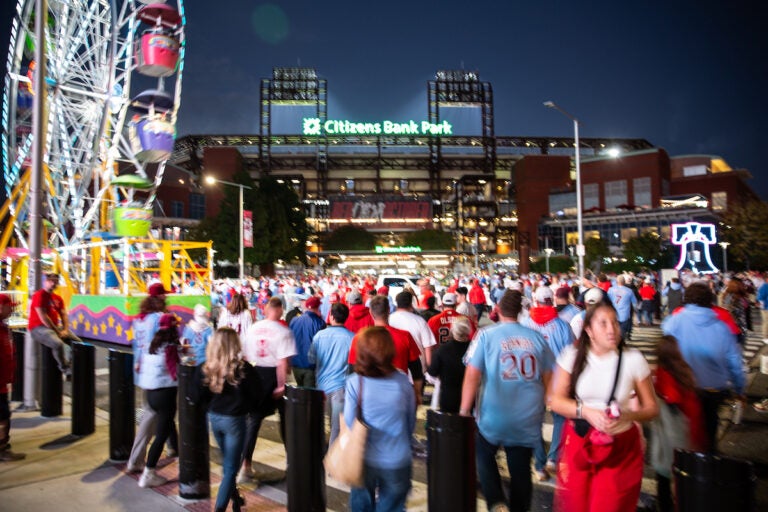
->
[673, 449, 755, 511]
[285, 386, 325, 512]
[427, 410, 476, 512]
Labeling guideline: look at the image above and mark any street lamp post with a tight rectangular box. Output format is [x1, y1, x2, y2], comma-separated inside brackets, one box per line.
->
[544, 248, 555, 274]
[205, 176, 252, 280]
[544, 101, 584, 287]
[719, 241, 730, 273]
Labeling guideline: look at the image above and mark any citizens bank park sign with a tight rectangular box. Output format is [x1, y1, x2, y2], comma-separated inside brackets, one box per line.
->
[330, 198, 433, 231]
[303, 118, 453, 136]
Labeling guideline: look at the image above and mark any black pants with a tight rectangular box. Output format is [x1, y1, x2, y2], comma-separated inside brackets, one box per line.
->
[146, 386, 178, 468]
[697, 389, 729, 452]
[656, 474, 673, 512]
[242, 366, 285, 465]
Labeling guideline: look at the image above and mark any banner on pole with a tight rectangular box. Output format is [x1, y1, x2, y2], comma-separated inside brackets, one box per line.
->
[243, 210, 253, 248]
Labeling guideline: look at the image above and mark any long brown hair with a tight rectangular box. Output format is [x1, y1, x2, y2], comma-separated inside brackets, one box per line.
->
[138, 295, 166, 319]
[227, 293, 248, 315]
[655, 335, 696, 391]
[568, 303, 624, 399]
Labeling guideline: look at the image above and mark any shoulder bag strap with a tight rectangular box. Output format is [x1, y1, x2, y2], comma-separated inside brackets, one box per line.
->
[356, 374, 364, 423]
[607, 349, 623, 405]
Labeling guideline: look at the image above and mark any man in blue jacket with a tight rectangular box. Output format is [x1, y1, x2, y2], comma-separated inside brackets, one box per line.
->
[662, 281, 745, 452]
[607, 275, 639, 340]
[289, 296, 326, 387]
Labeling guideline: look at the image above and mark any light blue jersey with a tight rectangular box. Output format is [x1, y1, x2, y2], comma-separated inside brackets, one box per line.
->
[468, 322, 554, 447]
[309, 325, 354, 393]
[607, 285, 638, 322]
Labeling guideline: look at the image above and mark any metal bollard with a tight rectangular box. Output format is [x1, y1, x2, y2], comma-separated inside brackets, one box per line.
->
[427, 410, 477, 512]
[71, 342, 95, 436]
[40, 345, 62, 417]
[11, 331, 25, 402]
[108, 350, 134, 462]
[285, 386, 326, 512]
[21, 331, 39, 411]
[178, 364, 210, 499]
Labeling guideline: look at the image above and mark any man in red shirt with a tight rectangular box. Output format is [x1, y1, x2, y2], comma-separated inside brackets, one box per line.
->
[0, 294, 25, 461]
[348, 295, 424, 403]
[28, 273, 71, 375]
[468, 279, 487, 322]
[427, 292, 476, 344]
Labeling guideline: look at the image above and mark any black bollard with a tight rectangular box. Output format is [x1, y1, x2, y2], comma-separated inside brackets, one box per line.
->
[178, 364, 210, 499]
[11, 331, 25, 402]
[427, 410, 477, 512]
[71, 342, 95, 436]
[108, 350, 134, 461]
[285, 386, 326, 512]
[40, 345, 62, 417]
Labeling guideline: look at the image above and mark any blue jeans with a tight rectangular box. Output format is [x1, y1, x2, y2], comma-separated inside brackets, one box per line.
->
[476, 431, 533, 512]
[349, 463, 412, 512]
[209, 413, 246, 510]
[325, 388, 345, 447]
[534, 412, 565, 470]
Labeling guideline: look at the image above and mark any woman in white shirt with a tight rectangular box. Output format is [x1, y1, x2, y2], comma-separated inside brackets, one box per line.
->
[549, 303, 658, 512]
[218, 293, 253, 337]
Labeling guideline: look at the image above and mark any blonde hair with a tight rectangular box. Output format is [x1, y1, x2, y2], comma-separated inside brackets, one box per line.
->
[203, 327, 243, 394]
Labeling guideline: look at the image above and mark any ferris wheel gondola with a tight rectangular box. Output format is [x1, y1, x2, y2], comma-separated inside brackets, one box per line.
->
[1, 0, 185, 250]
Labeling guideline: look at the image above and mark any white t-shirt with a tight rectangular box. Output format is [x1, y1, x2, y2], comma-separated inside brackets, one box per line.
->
[570, 311, 586, 339]
[557, 345, 650, 411]
[218, 309, 253, 337]
[389, 310, 437, 368]
[242, 319, 297, 367]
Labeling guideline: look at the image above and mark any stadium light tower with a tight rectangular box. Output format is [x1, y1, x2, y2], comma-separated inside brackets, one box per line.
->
[544, 101, 584, 286]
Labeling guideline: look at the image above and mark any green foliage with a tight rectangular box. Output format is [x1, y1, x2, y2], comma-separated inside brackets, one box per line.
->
[323, 225, 376, 251]
[529, 255, 574, 274]
[585, 237, 610, 272]
[623, 232, 663, 269]
[186, 172, 309, 271]
[720, 201, 768, 270]
[402, 229, 454, 250]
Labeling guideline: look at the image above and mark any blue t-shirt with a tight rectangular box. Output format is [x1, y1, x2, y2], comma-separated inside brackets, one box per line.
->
[344, 372, 415, 470]
[607, 285, 638, 322]
[468, 322, 554, 447]
[182, 323, 213, 364]
[309, 325, 354, 393]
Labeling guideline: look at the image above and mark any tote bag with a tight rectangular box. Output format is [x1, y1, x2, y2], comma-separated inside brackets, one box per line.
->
[324, 376, 368, 487]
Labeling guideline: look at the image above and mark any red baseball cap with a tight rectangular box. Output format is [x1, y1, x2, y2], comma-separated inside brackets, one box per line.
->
[305, 296, 322, 309]
[148, 283, 171, 297]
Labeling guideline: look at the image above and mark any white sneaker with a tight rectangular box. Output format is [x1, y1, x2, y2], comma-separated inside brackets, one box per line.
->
[763, 338, 768, 345]
[138, 467, 167, 488]
[237, 467, 255, 484]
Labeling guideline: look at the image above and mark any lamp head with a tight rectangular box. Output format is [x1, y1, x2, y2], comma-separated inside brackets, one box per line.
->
[543, 101, 555, 108]
[204, 176, 216, 185]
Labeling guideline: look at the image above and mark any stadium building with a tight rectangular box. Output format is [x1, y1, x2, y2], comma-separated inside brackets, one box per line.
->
[164, 67, 760, 273]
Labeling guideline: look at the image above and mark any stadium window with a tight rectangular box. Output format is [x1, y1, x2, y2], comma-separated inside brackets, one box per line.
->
[172, 201, 184, 218]
[633, 177, 651, 208]
[583, 183, 599, 210]
[604, 180, 627, 209]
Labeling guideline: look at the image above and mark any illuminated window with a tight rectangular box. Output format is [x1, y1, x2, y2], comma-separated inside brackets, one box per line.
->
[712, 191, 727, 211]
[605, 180, 627, 209]
[583, 183, 599, 210]
[633, 177, 651, 208]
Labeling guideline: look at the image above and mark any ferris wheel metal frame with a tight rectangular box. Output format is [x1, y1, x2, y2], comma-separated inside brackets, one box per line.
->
[1, 0, 185, 251]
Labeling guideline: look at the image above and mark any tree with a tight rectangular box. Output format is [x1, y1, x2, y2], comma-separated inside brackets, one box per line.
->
[323, 225, 376, 251]
[529, 255, 574, 274]
[720, 200, 768, 270]
[623, 232, 663, 269]
[585, 237, 610, 273]
[402, 229, 454, 250]
[186, 172, 309, 277]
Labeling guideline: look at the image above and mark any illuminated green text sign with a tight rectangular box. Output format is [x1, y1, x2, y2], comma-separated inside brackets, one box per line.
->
[303, 118, 452, 136]
[375, 245, 422, 254]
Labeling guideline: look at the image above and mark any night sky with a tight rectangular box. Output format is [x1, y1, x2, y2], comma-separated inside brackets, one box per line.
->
[2, 0, 766, 198]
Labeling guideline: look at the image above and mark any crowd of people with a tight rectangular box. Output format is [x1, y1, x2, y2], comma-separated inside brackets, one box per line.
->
[1, 265, 764, 511]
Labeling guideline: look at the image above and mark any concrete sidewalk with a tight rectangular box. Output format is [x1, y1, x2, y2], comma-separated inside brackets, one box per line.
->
[0, 400, 288, 511]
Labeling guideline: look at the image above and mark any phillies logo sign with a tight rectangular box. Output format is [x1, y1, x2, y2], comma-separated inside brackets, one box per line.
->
[670, 222, 719, 274]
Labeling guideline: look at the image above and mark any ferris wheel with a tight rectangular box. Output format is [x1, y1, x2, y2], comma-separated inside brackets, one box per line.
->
[1, 0, 185, 249]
